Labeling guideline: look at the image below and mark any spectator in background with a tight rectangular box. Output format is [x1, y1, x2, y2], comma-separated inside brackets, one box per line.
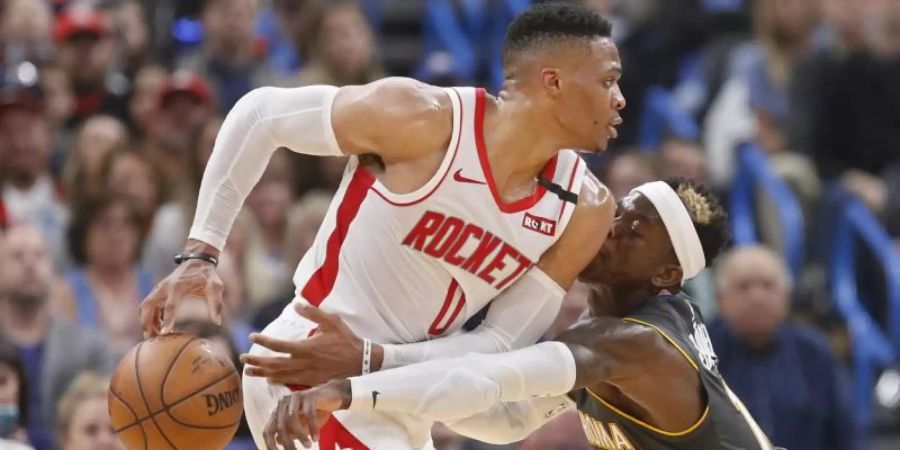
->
[100, 149, 183, 282]
[62, 195, 153, 358]
[0, 85, 68, 265]
[708, 245, 859, 450]
[803, 0, 900, 235]
[243, 152, 297, 309]
[110, 0, 152, 79]
[54, 8, 128, 127]
[599, 150, 655, 199]
[256, 0, 323, 77]
[0, 341, 31, 448]
[0, 225, 112, 450]
[517, 410, 591, 450]
[178, 0, 273, 112]
[143, 71, 216, 194]
[296, 0, 385, 86]
[39, 66, 77, 176]
[656, 138, 709, 185]
[127, 64, 167, 138]
[62, 115, 129, 206]
[0, 0, 54, 67]
[54, 372, 121, 450]
[703, 0, 823, 188]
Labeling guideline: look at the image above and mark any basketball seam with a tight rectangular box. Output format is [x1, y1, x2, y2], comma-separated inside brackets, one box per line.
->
[113, 370, 238, 434]
[134, 342, 180, 450]
[159, 336, 200, 407]
[109, 385, 150, 446]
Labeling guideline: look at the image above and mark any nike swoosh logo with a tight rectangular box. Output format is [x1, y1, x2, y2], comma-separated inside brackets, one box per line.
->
[372, 390, 380, 408]
[453, 169, 486, 185]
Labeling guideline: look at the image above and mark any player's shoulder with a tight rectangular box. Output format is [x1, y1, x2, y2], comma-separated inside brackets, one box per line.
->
[334, 77, 454, 159]
[570, 170, 615, 228]
[342, 77, 452, 121]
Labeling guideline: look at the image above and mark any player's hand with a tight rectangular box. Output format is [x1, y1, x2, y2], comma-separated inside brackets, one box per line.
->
[241, 304, 378, 386]
[263, 379, 350, 450]
[139, 249, 224, 337]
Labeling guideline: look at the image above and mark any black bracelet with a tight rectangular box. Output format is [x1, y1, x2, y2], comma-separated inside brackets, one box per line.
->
[174, 251, 219, 266]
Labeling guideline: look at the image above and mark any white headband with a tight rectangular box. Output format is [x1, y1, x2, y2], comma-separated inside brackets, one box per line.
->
[630, 181, 706, 281]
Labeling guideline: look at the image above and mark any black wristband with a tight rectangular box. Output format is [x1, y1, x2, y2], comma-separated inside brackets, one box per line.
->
[174, 251, 219, 266]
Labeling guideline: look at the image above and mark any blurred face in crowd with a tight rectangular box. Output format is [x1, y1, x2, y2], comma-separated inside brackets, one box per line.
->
[129, 65, 167, 135]
[75, 115, 128, 176]
[56, 32, 115, 89]
[0, 226, 54, 304]
[316, 6, 376, 81]
[756, 0, 821, 47]
[41, 67, 76, 128]
[85, 201, 141, 270]
[823, 0, 868, 50]
[153, 93, 214, 155]
[605, 152, 654, 199]
[203, 0, 257, 56]
[247, 174, 294, 230]
[106, 153, 161, 219]
[658, 139, 708, 184]
[0, 109, 52, 184]
[2, 0, 53, 61]
[62, 396, 121, 450]
[114, 0, 150, 62]
[717, 246, 791, 347]
[0, 363, 21, 406]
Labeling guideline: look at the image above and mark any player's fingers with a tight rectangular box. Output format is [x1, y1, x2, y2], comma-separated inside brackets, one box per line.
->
[139, 284, 167, 336]
[204, 276, 225, 326]
[303, 395, 320, 442]
[249, 333, 299, 355]
[276, 398, 297, 450]
[294, 303, 341, 330]
[159, 283, 181, 334]
[240, 354, 295, 370]
[263, 404, 279, 450]
[288, 394, 312, 448]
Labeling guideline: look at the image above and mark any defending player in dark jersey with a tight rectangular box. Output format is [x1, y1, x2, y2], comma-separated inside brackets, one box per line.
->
[263, 177, 773, 450]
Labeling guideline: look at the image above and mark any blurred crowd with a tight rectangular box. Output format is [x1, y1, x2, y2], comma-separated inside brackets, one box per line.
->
[0, 0, 897, 449]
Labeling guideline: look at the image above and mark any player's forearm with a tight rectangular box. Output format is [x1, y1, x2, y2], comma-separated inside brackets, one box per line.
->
[377, 268, 564, 370]
[347, 341, 577, 421]
[188, 86, 344, 250]
[446, 396, 574, 444]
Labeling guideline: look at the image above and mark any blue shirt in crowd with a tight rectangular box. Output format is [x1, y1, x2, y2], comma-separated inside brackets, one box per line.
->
[707, 321, 860, 450]
[18, 344, 53, 450]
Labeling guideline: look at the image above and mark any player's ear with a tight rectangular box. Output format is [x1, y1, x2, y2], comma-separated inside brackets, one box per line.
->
[651, 264, 682, 290]
[541, 67, 562, 97]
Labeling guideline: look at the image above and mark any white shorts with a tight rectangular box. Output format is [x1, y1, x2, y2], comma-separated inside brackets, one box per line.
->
[243, 302, 438, 450]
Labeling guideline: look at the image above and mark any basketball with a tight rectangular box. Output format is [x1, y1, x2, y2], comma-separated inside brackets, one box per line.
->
[107, 333, 243, 450]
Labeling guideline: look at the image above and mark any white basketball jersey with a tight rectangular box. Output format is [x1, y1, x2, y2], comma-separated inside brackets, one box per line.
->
[292, 87, 587, 344]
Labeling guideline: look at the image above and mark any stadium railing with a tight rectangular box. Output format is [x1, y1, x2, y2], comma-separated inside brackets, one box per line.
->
[828, 187, 900, 426]
[728, 142, 805, 278]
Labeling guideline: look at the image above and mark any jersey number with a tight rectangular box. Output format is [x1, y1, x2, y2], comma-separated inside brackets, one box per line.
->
[428, 280, 467, 336]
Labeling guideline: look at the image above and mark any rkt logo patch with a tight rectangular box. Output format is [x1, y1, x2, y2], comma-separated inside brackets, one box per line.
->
[522, 213, 556, 236]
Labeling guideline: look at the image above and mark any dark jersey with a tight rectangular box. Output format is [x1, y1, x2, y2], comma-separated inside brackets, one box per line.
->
[569, 293, 773, 450]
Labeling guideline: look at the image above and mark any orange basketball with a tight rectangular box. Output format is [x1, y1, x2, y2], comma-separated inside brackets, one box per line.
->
[108, 333, 243, 450]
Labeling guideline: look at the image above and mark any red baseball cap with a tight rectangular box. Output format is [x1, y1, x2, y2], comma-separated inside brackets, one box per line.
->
[159, 72, 215, 108]
[54, 9, 109, 42]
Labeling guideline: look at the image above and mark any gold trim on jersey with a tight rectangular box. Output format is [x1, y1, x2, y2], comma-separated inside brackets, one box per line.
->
[585, 389, 711, 437]
[723, 383, 776, 450]
[622, 317, 699, 372]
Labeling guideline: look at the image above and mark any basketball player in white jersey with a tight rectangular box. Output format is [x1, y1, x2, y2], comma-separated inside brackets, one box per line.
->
[139, 4, 624, 449]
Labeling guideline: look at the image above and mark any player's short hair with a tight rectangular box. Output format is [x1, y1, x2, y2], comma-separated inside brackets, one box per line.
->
[663, 177, 731, 267]
[503, 2, 613, 63]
